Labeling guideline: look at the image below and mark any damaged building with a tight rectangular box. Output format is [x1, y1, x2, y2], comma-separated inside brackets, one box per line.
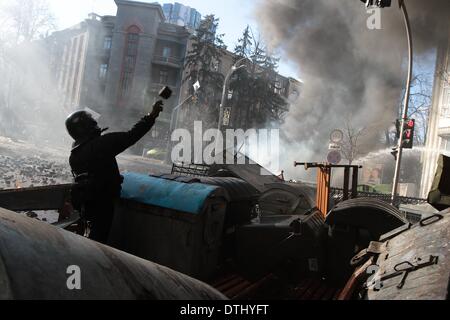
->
[46, 0, 191, 153]
[39, 0, 301, 156]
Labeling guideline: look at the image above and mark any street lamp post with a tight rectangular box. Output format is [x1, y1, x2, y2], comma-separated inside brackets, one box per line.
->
[218, 57, 247, 131]
[170, 94, 194, 133]
[165, 83, 200, 163]
[361, 0, 413, 205]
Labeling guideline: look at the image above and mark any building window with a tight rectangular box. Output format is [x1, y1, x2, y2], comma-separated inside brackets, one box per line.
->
[124, 56, 135, 71]
[159, 70, 169, 84]
[441, 88, 450, 118]
[99, 63, 108, 79]
[122, 71, 133, 95]
[104, 36, 112, 50]
[274, 82, 282, 94]
[127, 34, 139, 55]
[162, 47, 171, 58]
[120, 26, 140, 98]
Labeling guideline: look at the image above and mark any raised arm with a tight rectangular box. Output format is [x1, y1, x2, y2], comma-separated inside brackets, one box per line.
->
[96, 101, 164, 157]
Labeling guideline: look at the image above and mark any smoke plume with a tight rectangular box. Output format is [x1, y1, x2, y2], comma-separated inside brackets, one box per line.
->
[256, 0, 449, 179]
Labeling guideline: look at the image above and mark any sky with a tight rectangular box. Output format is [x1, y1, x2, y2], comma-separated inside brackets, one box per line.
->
[47, 0, 300, 78]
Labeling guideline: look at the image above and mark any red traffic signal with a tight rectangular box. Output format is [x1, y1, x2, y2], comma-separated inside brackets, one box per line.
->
[402, 119, 415, 149]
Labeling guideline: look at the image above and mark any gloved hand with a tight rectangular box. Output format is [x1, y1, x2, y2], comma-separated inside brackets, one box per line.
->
[149, 100, 164, 119]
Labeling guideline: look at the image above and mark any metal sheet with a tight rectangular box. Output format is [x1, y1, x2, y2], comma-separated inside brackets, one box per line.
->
[0, 184, 73, 211]
[367, 210, 450, 300]
[326, 198, 407, 238]
[0, 206, 227, 300]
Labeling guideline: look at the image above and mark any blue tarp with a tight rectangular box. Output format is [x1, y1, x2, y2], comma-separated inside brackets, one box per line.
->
[120, 172, 220, 215]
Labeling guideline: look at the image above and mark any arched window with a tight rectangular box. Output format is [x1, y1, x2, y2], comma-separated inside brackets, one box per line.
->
[119, 25, 141, 98]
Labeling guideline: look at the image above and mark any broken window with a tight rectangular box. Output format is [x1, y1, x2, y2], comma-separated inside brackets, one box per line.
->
[120, 29, 140, 97]
[159, 70, 169, 84]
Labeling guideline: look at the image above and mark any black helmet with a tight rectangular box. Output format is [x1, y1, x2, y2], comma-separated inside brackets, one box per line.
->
[65, 110, 101, 141]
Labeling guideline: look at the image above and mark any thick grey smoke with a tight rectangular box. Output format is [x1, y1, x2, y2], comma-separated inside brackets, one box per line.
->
[256, 0, 449, 179]
[0, 41, 68, 150]
[0, 0, 68, 151]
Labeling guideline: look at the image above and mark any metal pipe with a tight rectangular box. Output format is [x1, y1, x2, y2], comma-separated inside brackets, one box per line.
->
[0, 207, 227, 300]
[391, 1, 413, 205]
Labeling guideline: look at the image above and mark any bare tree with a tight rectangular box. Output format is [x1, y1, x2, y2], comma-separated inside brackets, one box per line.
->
[340, 117, 367, 165]
[385, 72, 433, 147]
[407, 74, 433, 145]
[0, 0, 55, 45]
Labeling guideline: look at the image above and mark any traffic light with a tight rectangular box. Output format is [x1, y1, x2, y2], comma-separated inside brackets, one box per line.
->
[402, 119, 415, 149]
[360, 0, 391, 8]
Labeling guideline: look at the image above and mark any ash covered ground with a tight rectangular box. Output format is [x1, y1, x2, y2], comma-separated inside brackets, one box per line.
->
[0, 136, 171, 222]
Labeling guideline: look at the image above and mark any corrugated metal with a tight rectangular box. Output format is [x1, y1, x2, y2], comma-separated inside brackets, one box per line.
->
[258, 182, 316, 216]
[324, 198, 408, 287]
[326, 198, 408, 237]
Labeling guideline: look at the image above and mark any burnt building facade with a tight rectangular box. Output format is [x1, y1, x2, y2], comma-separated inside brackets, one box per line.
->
[44, 0, 300, 156]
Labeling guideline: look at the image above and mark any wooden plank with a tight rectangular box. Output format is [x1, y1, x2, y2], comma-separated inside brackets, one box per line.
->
[338, 258, 374, 300]
[299, 279, 322, 300]
[294, 278, 315, 299]
[343, 167, 350, 201]
[351, 167, 358, 199]
[311, 282, 330, 300]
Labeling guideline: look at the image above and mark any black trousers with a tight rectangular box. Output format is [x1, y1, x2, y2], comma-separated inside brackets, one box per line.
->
[84, 198, 116, 244]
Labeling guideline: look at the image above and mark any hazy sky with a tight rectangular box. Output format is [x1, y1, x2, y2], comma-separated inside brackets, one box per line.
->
[47, 0, 299, 78]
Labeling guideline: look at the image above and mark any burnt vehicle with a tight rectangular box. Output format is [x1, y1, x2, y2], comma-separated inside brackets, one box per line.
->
[0, 154, 448, 300]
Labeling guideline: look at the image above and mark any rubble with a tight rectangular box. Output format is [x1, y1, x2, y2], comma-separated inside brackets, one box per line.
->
[0, 154, 72, 190]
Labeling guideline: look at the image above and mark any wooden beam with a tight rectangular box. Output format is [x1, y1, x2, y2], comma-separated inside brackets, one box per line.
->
[0, 184, 74, 211]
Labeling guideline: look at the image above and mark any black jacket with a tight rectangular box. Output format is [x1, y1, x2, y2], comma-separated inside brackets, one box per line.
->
[69, 115, 156, 200]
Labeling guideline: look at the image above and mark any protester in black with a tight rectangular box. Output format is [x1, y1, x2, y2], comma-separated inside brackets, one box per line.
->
[65, 101, 163, 243]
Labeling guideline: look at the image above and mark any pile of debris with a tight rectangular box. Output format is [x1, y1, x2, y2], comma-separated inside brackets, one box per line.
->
[0, 154, 72, 224]
[0, 154, 72, 190]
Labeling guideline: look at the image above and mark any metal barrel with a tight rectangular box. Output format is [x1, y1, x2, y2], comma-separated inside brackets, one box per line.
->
[324, 198, 408, 286]
[0, 207, 227, 300]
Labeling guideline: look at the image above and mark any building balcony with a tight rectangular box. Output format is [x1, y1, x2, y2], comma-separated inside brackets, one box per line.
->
[152, 55, 183, 68]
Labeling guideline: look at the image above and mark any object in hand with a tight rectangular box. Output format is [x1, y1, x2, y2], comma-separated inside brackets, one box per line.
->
[150, 101, 164, 118]
[159, 86, 172, 100]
